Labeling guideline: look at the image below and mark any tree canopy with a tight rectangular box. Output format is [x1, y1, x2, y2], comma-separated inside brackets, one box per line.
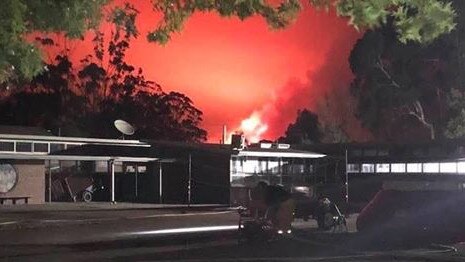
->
[348, 0, 464, 142]
[279, 109, 322, 144]
[0, 20, 207, 142]
[0, 0, 457, 84]
[1, 0, 108, 83]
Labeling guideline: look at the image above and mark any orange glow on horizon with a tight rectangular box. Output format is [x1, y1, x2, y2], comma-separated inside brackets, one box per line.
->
[54, 1, 360, 142]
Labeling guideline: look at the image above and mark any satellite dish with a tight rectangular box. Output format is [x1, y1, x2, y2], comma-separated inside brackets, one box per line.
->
[114, 120, 135, 139]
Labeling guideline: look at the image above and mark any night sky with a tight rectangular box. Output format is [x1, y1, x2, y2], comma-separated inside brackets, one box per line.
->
[63, 1, 360, 142]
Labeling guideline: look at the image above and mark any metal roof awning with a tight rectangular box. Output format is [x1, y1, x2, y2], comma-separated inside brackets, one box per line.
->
[0, 133, 146, 145]
[0, 153, 158, 162]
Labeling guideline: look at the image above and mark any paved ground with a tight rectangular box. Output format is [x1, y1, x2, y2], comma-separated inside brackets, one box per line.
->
[0, 202, 226, 212]
[0, 202, 230, 230]
[0, 210, 239, 245]
[0, 203, 463, 261]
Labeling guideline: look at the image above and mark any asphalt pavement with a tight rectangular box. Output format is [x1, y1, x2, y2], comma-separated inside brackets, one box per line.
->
[0, 203, 464, 261]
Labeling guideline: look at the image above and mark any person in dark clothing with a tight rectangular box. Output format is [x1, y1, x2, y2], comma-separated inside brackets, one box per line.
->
[248, 181, 268, 218]
[248, 183, 292, 220]
[265, 185, 291, 206]
[264, 185, 292, 224]
[316, 195, 331, 229]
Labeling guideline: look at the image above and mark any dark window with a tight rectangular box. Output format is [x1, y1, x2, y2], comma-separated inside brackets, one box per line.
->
[33, 143, 48, 152]
[0, 142, 14, 152]
[50, 143, 65, 152]
[16, 142, 32, 152]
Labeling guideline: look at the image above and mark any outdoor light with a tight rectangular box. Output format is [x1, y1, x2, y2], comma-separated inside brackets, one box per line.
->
[277, 230, 283, 234]
[287, 229, 292, 234]
[240, 224, 244, 229]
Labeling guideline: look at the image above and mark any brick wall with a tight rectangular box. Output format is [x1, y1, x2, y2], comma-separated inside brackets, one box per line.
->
[0, 160, 45, 204]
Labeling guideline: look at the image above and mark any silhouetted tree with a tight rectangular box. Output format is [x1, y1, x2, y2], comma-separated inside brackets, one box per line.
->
[348, 0, 465, 142]
[280, 109, 321, 144]
[0, 12, 207, 142]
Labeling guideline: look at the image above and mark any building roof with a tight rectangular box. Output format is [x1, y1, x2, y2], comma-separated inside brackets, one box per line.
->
[146, 140, 327, 158]
[0, 153, 156, 162]
[146, 140, 235, 156]
[0, 133, 145, 145]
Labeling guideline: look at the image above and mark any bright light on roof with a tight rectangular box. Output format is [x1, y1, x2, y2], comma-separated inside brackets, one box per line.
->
[277, 144, 290, 149]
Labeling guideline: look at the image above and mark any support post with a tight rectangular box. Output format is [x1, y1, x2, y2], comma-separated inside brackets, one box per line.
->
[345, 149, 349, 204]
[188, 154, 192, 207]
[159, 162, 163, 204]
[109, 160, 115, 203]
[48, 160, 52, 203]
[135, 164, 138, 199]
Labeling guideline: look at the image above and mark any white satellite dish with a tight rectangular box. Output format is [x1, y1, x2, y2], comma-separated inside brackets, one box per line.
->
[114, 119, 135, 139]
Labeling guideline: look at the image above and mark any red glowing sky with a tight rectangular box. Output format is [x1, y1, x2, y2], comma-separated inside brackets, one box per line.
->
[60, 1, 361, 142]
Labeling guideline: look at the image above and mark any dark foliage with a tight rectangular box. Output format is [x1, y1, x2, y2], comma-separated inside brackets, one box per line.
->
[0, 17, 207, 142]
[280, 109, 321, 144]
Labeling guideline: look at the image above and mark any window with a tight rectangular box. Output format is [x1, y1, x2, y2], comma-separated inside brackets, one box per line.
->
[16, 142, 32, 152]
[258, 158, 267, 174]
[347, 164, 360, 173]
[33, 143, 48, 153]
[440, 162, 457, 173]
[268, 158, 280, 174]
[0, 142, 14, 152]
[50, 143, 65, 152]
[125, 165, 136, 173]
[231, 157, 241, 175]
[423, 163, 439, 173]
[283, 159, 305, 175]
[361, 164, 375, 173]
[391, 163, 406, 173]
[407, 163, 422, 173]
[293, 164, 305, 174]
[95, 161, 108, 173]
[242, 158, 259, 175]
[376, 163, 390, 173]
[458, 162, 465, 173]
[137, 165, 147, 173]
[306, 164, 313, 173]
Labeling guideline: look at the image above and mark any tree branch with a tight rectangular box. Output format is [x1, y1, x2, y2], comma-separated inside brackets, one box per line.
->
[405, 100, 435, 139]
[375, 56, 401, 89]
